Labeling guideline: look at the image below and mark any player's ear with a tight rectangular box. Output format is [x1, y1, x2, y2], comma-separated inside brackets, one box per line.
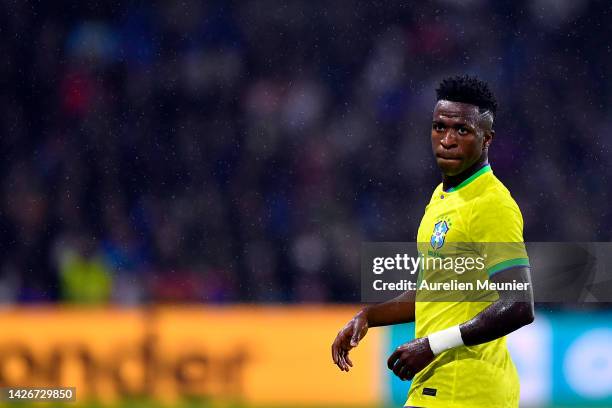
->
[483, 129, 494, 151]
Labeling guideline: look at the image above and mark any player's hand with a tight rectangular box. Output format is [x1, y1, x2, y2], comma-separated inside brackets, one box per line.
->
[387, 337, 435, 381]
[331, 310, 369, 372]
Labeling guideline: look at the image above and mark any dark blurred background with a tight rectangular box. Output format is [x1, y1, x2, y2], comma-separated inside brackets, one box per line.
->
[1, 0, 610, 304]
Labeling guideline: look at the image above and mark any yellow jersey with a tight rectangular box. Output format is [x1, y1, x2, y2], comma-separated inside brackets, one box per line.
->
[406, 164, 528, 408]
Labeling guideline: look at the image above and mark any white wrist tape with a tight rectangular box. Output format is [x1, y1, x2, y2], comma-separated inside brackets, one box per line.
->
[427, 325, 464, 356]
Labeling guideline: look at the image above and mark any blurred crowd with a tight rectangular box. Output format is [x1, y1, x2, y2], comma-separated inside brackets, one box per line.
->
[0, 1, 610, 303]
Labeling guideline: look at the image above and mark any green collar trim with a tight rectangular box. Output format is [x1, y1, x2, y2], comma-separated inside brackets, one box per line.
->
[445, 164, 492, 193]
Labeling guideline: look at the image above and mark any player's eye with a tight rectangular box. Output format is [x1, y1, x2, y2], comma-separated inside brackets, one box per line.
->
[457, 127, 469, 136]
[433, 123, 445, 132]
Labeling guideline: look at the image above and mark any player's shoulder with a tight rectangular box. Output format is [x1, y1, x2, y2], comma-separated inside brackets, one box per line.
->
[474, 171, 521, 213]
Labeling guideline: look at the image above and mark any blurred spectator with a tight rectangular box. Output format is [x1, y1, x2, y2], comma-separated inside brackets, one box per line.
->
[55, 234, 112, 304]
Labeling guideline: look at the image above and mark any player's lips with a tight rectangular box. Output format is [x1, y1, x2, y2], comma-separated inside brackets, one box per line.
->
[436, 154, 462, 161]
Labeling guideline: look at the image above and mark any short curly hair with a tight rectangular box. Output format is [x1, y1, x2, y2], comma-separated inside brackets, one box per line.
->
[436, 75, 497, 116]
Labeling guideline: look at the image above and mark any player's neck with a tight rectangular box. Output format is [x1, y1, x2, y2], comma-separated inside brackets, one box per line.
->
[442, 158, 489, 192]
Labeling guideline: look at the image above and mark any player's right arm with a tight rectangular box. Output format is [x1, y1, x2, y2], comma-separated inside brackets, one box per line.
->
[331, 290, 415, 371]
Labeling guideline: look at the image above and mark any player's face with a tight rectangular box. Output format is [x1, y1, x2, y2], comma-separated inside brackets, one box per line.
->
[431, 100, 487, 176]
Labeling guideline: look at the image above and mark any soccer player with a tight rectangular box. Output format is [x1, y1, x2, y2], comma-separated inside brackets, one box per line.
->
[331, 75, 534, 408]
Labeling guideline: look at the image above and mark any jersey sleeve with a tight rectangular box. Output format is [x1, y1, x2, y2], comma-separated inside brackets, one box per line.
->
[469, 192, 530, 277]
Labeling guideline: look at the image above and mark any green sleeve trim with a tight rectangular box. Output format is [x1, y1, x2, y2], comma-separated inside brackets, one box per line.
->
[488, 258, 530, 277]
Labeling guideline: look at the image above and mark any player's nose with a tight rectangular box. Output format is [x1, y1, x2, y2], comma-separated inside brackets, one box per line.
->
[440, 131, 457, 148]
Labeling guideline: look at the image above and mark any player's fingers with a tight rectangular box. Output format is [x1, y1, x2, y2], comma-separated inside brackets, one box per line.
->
[333, 343, 344, 370]
[331, 343, 337, 364]
[387, 349, 401, 370]
[393, 360, 406, 378]
[395, 364, 408, 380]
[339, 350, 349, 371]
[332, 342, 339, 365]
[336, 347, 345, 370]
[345, 352, 353, 367]
[342, 349, 352, 371]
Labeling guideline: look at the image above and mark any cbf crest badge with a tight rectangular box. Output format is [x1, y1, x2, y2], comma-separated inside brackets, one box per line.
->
[430, 219, 450, 249]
